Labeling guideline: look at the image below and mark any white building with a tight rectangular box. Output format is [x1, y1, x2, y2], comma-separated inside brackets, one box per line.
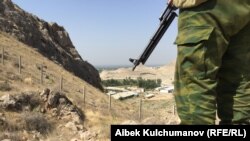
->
[155, 86, 174, 94]
[112, 91, 138, 100]
[105, 87, 127, 92]
[105, 87, 139, 100]
[126, 87, 144, 93]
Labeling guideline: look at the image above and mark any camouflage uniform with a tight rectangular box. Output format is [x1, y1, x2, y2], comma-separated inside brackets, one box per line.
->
[174, 0, 250, 124]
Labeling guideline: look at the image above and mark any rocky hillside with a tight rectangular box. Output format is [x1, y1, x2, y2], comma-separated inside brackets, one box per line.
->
[0, 31, 179, 140]
[0, 0, 102, 90]
[0, 31, 132, 140]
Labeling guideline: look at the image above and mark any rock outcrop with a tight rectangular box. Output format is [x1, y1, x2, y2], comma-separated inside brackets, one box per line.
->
[0, 0, 102, 90]
[0, 89, 97, 140]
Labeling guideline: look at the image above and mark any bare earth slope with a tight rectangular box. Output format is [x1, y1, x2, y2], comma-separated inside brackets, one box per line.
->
[0, 32, 130, 140]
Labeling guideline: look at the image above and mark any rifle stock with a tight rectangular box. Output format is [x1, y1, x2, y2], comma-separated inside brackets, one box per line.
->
[129, 3, 177, 71]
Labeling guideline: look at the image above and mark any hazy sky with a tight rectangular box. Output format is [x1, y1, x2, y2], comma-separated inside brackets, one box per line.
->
[12, 0, 178, 67]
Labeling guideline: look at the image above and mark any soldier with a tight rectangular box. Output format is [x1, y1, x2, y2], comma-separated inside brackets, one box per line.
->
[172, 0, 250, 124]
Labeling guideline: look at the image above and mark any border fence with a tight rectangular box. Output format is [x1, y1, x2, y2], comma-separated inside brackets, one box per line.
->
[0, 46, 178, 123]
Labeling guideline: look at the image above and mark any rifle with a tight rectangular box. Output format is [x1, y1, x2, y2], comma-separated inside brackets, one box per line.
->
[129, 2, 177, 71]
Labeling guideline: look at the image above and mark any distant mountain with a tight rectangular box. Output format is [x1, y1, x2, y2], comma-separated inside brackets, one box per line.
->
[100, 61, 175, 86]
[0, 0, 102, 90]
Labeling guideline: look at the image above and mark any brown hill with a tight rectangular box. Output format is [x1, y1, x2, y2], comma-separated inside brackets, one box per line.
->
[0, 0, 102, 90]
[100, 62, 176, 86]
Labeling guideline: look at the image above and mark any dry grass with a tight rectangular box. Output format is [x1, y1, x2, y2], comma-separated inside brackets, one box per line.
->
[0, 32, 137, 140]
[0, 81, 11, 91]
[23, 113, 52, 135]
[0, 32, 179, 140]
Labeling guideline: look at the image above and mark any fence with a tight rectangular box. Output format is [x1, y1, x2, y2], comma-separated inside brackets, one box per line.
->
[0, 46, 178, 123]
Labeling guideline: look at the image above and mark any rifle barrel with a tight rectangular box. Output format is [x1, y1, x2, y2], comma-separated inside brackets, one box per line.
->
[130, 4, 177, 71]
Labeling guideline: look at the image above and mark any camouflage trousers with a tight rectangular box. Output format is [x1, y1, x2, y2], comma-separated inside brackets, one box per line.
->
[174, 0, 250, 124]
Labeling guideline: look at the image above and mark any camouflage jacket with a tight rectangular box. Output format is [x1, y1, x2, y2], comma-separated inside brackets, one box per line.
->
[173, 0, 208, 8]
